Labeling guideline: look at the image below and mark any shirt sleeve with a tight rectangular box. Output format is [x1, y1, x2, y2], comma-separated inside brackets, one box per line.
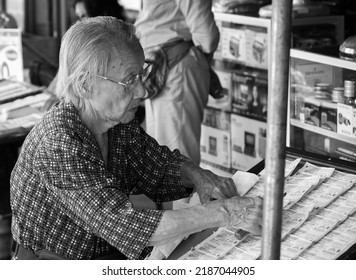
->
[115, 121, 191, 204]
[36, 131, 163, 260]
[176, 0, 220, 54]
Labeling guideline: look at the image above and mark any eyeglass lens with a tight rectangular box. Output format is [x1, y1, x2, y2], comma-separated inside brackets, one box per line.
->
[125, 63, 153, 89]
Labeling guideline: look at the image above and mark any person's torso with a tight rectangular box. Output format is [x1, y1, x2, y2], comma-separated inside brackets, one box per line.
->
[135, 0, 219, 54]
[135, 0, 190, 48]
[9, 101, 139, 259]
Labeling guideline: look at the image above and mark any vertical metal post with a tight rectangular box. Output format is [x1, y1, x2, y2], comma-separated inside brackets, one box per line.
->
[25, 0, 36, 34]
[0, 0, 5, 11]
[262, 0, 292, 259]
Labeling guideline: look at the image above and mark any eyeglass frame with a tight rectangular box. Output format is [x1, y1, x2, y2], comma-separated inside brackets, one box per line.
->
[96, 61, 153, 91]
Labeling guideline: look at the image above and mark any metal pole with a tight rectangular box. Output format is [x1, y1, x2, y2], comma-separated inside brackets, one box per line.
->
[0, 0, 5, 11]
[262, 0, 292, 260]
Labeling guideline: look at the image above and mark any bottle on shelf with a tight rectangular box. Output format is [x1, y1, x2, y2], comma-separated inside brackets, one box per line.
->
[314, 83, 331, 100]
[344, 80, 356, 107]
[331, 87, 344, 104]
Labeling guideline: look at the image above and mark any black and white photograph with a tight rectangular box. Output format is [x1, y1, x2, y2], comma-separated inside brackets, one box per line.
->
[1, 0, 356, 279]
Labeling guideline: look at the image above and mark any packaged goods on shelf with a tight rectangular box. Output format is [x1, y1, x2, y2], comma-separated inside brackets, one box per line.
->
[231, 114, 266, 171]
[304, 96, 321, 126]
[221, 24, 247, 63]
[200, 108, 231, 169]
[337, 103, 353, 137]
[221, 22, 268, 70]
[292, 60, 336, 87]
[245, 26, 268, 69]
[320, 101, 338, 132]
[231, 68, 267, 121]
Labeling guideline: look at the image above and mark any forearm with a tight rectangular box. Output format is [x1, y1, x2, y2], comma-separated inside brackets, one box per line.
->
[148, 202, 228, 247]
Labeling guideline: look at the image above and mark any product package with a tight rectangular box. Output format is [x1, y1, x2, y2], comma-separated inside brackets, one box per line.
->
[200, 107, 232, 169]
[221, 24, 247, 63]
[231, 68, 268, 121]
[245, 26, 268, 69]
[231, 114, 267, 171]
[337, 103, 353, 137]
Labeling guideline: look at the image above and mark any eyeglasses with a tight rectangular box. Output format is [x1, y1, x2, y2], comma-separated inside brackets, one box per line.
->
[96, 61, 153, 92]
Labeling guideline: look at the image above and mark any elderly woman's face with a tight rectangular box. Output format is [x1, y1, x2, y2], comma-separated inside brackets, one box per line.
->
[90, 48, 146, 127]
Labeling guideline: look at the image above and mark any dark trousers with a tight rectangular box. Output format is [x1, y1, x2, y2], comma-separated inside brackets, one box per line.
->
[12, 242, 66, 260]
[12, 241, 128, 260]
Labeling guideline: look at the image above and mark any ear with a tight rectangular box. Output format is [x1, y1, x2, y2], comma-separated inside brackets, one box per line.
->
[78, 71, 91, 93]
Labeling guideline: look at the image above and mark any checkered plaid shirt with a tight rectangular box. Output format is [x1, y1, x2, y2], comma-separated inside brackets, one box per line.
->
[10, 101, 190, 260]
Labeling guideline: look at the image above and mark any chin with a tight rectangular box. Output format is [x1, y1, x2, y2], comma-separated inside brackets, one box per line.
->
[119, 113, 136, 124]
[120, 116, 135, 124]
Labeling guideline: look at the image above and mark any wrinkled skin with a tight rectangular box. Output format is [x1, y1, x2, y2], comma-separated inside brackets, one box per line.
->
[225, 196, 263, 236]
[194, 169, 238, 204]
[209, 195, 263, 236]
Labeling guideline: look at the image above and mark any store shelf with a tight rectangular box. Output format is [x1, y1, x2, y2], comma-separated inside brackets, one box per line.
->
[214, 13, 270, 28]
[290, 118, 356, 145]
[290, 49, 356, 71]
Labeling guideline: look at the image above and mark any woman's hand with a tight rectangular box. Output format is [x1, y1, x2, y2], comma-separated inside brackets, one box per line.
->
[180, 161, 238, 204]
[223, 196, 263, 236]
[195, 169, 238, 204]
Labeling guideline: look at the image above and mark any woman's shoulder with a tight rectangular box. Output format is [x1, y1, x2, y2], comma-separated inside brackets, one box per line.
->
[26, 100, 87, 146]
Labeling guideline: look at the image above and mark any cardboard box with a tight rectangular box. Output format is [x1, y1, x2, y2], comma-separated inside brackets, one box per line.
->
[293, 61, 335, 87]
[245, 26, 268, 69]
[304, 96, 321, 126]
[200, 108, 231, 169]
[221, 26, 246, 63]
[231, 114, 267, 171]
[231, 69, 268, 121]
[337, 103, 353, 137]
[320, 101, 337, 132]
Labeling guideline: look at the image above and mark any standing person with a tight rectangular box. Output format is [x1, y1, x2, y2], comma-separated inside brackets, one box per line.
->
[73, 0, 126, 20]
[135, 0, 219, 165]
[10, 17, 263, 260]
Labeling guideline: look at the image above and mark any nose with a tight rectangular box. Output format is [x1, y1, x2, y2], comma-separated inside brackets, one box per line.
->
[134, 80, 147, 99]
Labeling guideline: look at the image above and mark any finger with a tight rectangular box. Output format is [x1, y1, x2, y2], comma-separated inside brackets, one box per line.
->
[237, 197, 256, 208]
[252, 196, 264, 208]
[240, 222, 263, 236]
[210, 191, 225, 201]
[223, 179, 238, 196]
[200, 194, 210, 204]
[241, 215, 263, 235]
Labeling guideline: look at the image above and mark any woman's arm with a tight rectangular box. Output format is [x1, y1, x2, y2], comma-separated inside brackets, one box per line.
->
[148, 196, 263, 247]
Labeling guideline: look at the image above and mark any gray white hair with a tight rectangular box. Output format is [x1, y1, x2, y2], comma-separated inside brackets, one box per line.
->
[56, 16, 141, 109]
